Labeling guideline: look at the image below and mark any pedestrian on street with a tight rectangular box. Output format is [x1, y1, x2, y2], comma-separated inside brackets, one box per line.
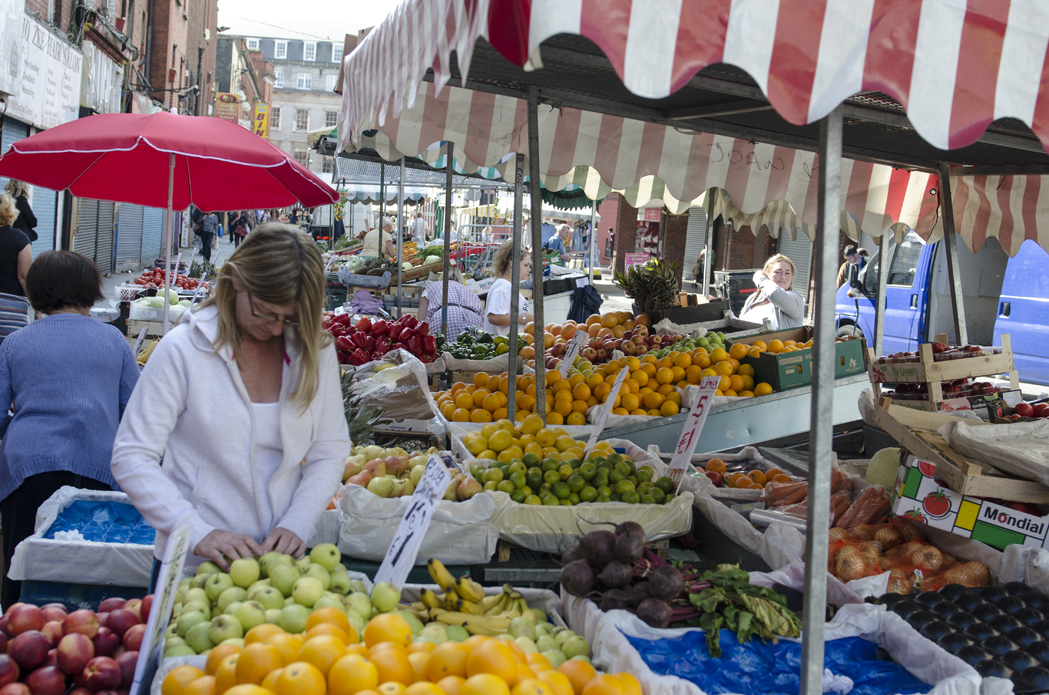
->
[836, 245, 864, 288]
[4, 180, 38, 243]
[232, 210, 249, 249]
[200, 212, 218, 264]
[0, 195, 32, 297]
[0, 250, 139, 607]
[412, 212, 429, 244]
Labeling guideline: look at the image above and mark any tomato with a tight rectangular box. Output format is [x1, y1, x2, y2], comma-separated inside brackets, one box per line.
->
[1015, 402, 1035, 418]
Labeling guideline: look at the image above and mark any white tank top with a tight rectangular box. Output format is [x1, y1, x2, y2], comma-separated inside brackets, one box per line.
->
[251, 402, 283, 531]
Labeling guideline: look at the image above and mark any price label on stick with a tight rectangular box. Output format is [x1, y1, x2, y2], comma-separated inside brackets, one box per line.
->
[583, 367, 629, 456]
[373, 455, 451, 589]
[558, 331, 587, 378]
[131, 326, 149, 357]
[324, 255, 337, 274]
[129, 525, 191, 695]
[667, 376, 721, 490]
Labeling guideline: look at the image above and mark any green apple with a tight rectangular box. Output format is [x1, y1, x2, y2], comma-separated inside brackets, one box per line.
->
[220, 638, 245, 648]
[184, 587, 208, 606]
[370, 582, 401, 613]
[205, 573, 234, 602]
[570, 655, 591, 664]
[217, 586, 248, 613]
[515, 636, 538, 653]
[396, 611, 425, 635]
[224, 602, 243, 617]
[529, 608, 548, 623]
[164, 644, 197, 657]
[277, 604, 310, 634]
[309, 544, 341, 572]
[254, 586, 285, 611]
[185, 621, 215, 653]
[508, 617, 535, 640]
[346, 611, 365, 637]
[292, 577, 324, 607]
[196, 561, 222, 576]
[269, 564, 299, 597]
[294, 557, 311, 572]
[176, 610, 207, 637]
[313, 593, 345, 612]
[246, 579, 272, 600]
[234, 601, 267, 631]
[165, 636, 187, 649]
[553, 629, 574, 647]
[419, 624, 448, 645]
[190, 574, 209, 590]
[165, 623, 179, 639]
[303, 564, 331, 590]
[541, 650, 566, 669]
[258, 551, 284, 576]
[445, 625, 469, 642]
[328, 570, 351, 595]
[208, 615, 243, 644]
[179, 577, 192, 591]
[181, 601, 211, 620]
[265, 609, 282, 624]
[230, 558, 261, 588]
[284, 596, 296, 607]
[349, 580, 368, 594]
[346, 592, 373, 620]
[536, 635, 557, 653]
[561, 635, 590, 659]
[171, 602, 183, 619]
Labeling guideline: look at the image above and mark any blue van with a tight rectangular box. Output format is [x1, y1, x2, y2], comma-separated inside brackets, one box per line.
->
[834, 234, 1049, 384]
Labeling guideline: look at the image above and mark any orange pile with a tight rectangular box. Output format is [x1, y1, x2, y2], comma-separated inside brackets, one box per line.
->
[703, 458, 793, 489]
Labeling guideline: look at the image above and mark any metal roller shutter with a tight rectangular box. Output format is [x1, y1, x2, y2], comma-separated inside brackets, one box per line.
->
[30, 188, 57, 256]
[777, 230, 813, 302]
[116, 204, 144, 272]
[683, 206, 708, 283]
[73, 199, 99, 260]
[95, 201, 115, 274]
[141, 207, 164, 264]
[0, 120, 29, 164]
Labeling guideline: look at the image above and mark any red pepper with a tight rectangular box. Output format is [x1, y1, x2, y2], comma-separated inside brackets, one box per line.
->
[408, 335, 422, 355]
[330, 324, 346, 337]
[336, 336, 354, 352]
[399, 327, 415, 343]
[388, 325, 403, 341]
[420, 354, 435, 363]
[423, 335, 436, 354]
[351, 332, 370, 349]
[334, 313, 353, 327]
[371, 319, 389, 337]
[355, 317, 372, 332]
[349, 349, 370, 365]
[400, 315, 418, 330]
[417, 321, 430, 335]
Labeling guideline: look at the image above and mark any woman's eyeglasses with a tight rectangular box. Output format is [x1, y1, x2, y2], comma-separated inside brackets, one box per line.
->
[247, 292, 299, 325]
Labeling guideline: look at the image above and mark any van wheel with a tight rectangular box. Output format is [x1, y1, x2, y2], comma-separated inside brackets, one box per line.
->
[838, 324, 864, 340]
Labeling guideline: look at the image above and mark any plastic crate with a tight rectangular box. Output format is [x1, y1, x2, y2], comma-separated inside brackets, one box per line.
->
[116, 284, 147, 302]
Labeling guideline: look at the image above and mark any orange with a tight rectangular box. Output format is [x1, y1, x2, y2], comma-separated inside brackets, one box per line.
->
[163, 666, 207, 695]
[671, 366, 686, 382]
[571, 383, 591, 401]
[470, 409, 493, 423]
[612, 674, 640, 695]
[274, 662, 327, 695]
[327, 654, 381, 691]
[185, 675, 218, 695]
[298, 635, 347, 677]
[436, 675, 465, 695]
[236, 643, 284, 685]
[440, 404, 456, 420]
[655, 367, 674, 385]
[746, 346, 763, 358]
[486, 374, 502, 392]
[535, 672, 573, 695]
[728, 343, 749, 360]
[427, 643, 471, 681]
[566, 412, 586, 426]
[461, 674, 510, 695]
[718, 375, 732, 391]
[639, 362, 657, 378]
[547, 412, 564, 425]
[452, 408, 471, 422]
[659, 400, 679, 417]
[709, 347, 729, 363]
[700, 367, 717, 379]
[370, 649, 414, 687]
[511, 680, 554, 695]
[260, 670, 283, 693]
[553, 399, 573, 417]
[308, 623, 354, 646]
[377, 685, 406, 695]
[630, 370, 648, 387]
[642, 392, 664, 410]
[307, 608, 352, 635]
[620, 393, 639, 412]
[729, 375, 745, 392]
[737, 363, 755, 377]
[454, 392, 474, 410]
[556, 660, 596, 695]
[740, 375, 755, 391]
[584, 373, 603, 390]
[403, 685, 444, 695]
[207, 645, 245, 675]
[705, 458, 726, 474]
[407, 652, 431, 683]
[580, 674, 625, 695]
[767, 339, 784, 353]
[754, 382, 774, 396]
[345, 644, 371, 659]
[214, 655, 242, 695]
[224, 687, 272, 695]
[655, 357, 673, 371]
[466, 640, 519, 684]
[624, 356, 641, 371]
[267, 633, 307, 667]
[723, 389, 738, 397]
[471, 389, 490, 408]
[685, 365, 703, 384]
[571, 399, 588, 413]
[713, 361, 734, 377]
[524, 654, 553, 672]
[473, 373, 489, 388]
[245, 624, 285, 647]
[772, 473, 793, 483]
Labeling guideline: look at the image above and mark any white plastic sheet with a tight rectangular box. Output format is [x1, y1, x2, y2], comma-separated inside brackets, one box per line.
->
[350, 349, 440, 423]
[939, 419, 1049, 487]
[334, 483, 498, 565]
[8, 487, 154, 587]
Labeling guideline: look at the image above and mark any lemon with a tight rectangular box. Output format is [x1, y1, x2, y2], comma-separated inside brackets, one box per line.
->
[480, 423, 498, 440]
[521, 414, 544, 436]
[466, 436, 489, 456]
[535, 429, 557, 448]
[488, 430, 512, 453]
[479, 450, 498, 461]
[495, 418, 515, 434]
[554, 435, 575, 453]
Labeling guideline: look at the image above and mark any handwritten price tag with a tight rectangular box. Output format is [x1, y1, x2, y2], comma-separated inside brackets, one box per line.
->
[583, 367, 629, 456]
[559, 332, 587, 378]
[131, 326, 149, 357]
[667, 376, 721, 490]
[372, 455, 451, 589]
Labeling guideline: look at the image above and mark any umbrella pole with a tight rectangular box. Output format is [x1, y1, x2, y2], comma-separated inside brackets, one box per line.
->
[441, 144, 453, 338]
[702, 188, 713, 297]
[526, 86, 545, 424]
[162, 152, 175, 334]
[507, 153, 524, 419]
[379, 162, 385, 259]
[397, 156, 404, 318]
[589, 200, 597, 285]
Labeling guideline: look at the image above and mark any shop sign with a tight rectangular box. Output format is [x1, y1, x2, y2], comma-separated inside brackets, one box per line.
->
[5, 15, 82, 130]
[0, 0, 22, 97]
[642, 207, 661, 222]
[253, 102, 269, 138]
[625, 252, 650, 268]
[214, 92, 240, 123]
[80, 41, 123, 114]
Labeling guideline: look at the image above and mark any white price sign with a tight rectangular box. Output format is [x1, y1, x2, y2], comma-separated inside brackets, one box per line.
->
[667, 376, 721, 490]
[583, 367, 629, 456]
[373, 456, 451, 589]
[129, 525, 192, 695]
[558, 332, 587, 378]
[131, 326, 149, 357]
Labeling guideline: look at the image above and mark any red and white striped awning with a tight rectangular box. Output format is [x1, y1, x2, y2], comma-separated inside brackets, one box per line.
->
[339, 0, 1049, 155]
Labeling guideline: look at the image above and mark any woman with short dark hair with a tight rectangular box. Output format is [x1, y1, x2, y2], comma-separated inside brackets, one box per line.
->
[0, 250, 140, 607]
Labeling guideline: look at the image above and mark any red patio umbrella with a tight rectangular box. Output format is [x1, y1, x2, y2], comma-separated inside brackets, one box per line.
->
[0, 111, 339, 330]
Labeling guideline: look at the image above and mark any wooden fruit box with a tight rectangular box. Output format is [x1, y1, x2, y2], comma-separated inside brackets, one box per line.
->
[870, 396, 1049, 504]
[868, 334, 1017, 385]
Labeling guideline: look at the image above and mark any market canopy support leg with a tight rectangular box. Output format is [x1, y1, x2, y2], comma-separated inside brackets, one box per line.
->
[396, 157, 405, 319]
[800, 104, 842, 695]
[938, 163, 968, 346]
[702, 188, 714, 298]
[874, 230, 891, 355]
[162, 152, 175, 334]
[441, 144, 453, 339]
[527, 85, 546, 424]
[508, 153, 526, 418]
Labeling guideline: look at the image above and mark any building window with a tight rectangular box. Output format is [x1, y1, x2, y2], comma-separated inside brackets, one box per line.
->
[274, 40, 287, 59]
[245, 38, 259, 50]
[293, 149, 308, 166]
[295, 109, 309, 131]
[270, 106, 281, 130]
[296, 73, 312, 90]
[325, 74, 337, 92]
[303, 42, 316, 61]
[274, 71, 283, 88]
[325, 110, 338, 128]
[332, 43, 343, 64]
[322, 157, 334, 174]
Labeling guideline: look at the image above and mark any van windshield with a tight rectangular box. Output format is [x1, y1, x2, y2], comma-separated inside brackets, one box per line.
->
[887, 233, 925, 286]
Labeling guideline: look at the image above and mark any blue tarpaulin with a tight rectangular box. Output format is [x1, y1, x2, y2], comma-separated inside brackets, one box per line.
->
[45, 500, 155, 545]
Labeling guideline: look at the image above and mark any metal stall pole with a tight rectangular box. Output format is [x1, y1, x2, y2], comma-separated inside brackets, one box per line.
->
[507, 153, 526, 419]
[441, 145, 454, 337]
[162, 153, 175, 334]
[938, 164, 968, 346]
[702, 188, 714, 297]
[873, 229, 891, 355]
[799, 104, 843, 695]
[396, 156, 405, 318]
[378, 162, 386, 259]
[526, 86, 546, 423]
[589, 200, 597, 284]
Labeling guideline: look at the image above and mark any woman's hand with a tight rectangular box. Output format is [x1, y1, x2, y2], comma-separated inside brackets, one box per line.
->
[261, 527, 306, 558]
[194, 530, 264, 570]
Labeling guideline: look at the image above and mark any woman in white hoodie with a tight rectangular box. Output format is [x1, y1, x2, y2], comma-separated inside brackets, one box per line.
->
[111, 225, 349, 571]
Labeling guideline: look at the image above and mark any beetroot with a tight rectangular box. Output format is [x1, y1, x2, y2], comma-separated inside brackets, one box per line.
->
[629, 582, 651, 606]
[562, 542, 584, 565]
[648, 565, 685, 602]
[559, 561, 594, 597]
[599, 590, 632, 612]
[580, 530, 617, 567]
[637, 598, 673, 628]
[613, 521, 645, 540]
[597, 562, 633, 590]
[614, 532, 645, 565]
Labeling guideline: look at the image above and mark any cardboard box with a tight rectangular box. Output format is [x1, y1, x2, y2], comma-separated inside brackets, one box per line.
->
[727, 327, 866, 391]
[892, 454, 1049, 551]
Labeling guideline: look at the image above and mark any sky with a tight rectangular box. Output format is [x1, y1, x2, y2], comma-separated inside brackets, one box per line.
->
[217, 0, 405, 42]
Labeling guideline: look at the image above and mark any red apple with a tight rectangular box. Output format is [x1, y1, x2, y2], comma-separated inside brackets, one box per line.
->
[587, 337, 603, 350]
[633, 326, 648, 338]
[595, 349, 608, 362]
[102, 612, 136, 641]
[705, 471, 723, 487]
[43, 650, 57, 669]
[90, 629, 119, 658]
[0, 655, 18, 688]
[544, 357, 558, 370]
[8, 631, 50, 670]
[0, 616, 11, 639]
[95, 614, 108, 629]
[0, 685, 29, 695]
[120, 626, 143, 653]
[95, 600, 125, 615]
[68, 689, 91, 695]
[56, 634, 94, 676]
[41, 622, 62, 647]
[0, 631, 9, 654]
[139, 597, 153, 626]
[7, 606, 45, 636]
[61, 611, 99, 640]
[550, 343, 565, 358]
[620, 341, 636, 356]
[25, 667, 66, 695]
[82, 657, 121, 691]
[114, 652, 137, 689]
[632, 335, 646, 345]
[581, 347, 597, 361]
[39, 607, 66, 625]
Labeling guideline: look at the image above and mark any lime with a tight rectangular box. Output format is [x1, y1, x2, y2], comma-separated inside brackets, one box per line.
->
[614, 480, 636, 495]
[552, 482, 571, 500]
[663, 493, 676, 504]
[470, 465, 485, 480]
[560, 499, 573, 505]
[521, 485, 532, 497]
[578, 463, 597, 481]
[541, 458, 560, 473]
[621, 491, 640, 504]
[500, 465, 511, 478]
[649, 487, 665, 503]
[508, 461, 527, 475]
[485, 467, 504, 484]
[567, 475, 586, 493]
[608, 469, 626, 485]
[637, 481, 653, 494]
[522, 452, 540, 467]
[597, 485, 612, 497]
[606, 453, 622, 466]
[496, 480, 515, 494]
[510, 489, 527, 504]
[483, 481, 497, 492]
[654, 476, 674, 494]
[635, 467, 654, 483]
[526, 468, 543, 489]
[509, 471, 527, 489]
[614, 462, 632, 477]
[543, 470, 561, 485]
[558, 464, 575, 481]
[540, 482, 552, 493]
[639, 494, 656, 505]
[579, 486, 597, 503]
[524, 494, 542, 505]
[568, 493, 581, 505]
[596, 494, 612, 503]
[592, 470, 609, 487]
[542, 495, 560, 506]
[609, 493, 622, 502]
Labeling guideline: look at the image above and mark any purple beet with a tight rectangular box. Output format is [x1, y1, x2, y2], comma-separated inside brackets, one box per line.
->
[613, 521, 646, 540]
[637, 598, 673, 628]
[597, 561, 633, 589]
[580, 530, 617, 567]
[600, 589, 632, 612]
[562, 542, 584, 565]
[648, 565, 685, 602]
[629, 582, 651, 606]
[614, 531, 645, 565]
[559, 560, 594, 597]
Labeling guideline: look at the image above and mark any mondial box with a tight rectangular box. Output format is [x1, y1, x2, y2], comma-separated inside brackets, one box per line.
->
[890, 454, 1049, 551]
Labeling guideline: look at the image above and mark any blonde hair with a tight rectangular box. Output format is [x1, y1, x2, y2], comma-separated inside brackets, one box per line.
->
[3, 180, 28, 199]
[201, 224, 329, 407]
[762, 253, 797, 289]
[493, 239, 517, 277]
[0, 195, 17, 227]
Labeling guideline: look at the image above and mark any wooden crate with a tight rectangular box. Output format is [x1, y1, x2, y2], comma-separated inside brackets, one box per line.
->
[869, 396, 1049, 504]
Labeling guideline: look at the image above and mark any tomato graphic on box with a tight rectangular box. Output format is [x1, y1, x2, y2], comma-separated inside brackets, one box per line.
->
[903, 510, 927, 524]
[917, 460, 937, 478]
[922, 490, 951, 518]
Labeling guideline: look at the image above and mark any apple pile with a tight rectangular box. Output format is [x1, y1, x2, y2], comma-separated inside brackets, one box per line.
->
[0, 597, 152, 695]
[543, 325, 685, 370]
[340, 446, 474, 500]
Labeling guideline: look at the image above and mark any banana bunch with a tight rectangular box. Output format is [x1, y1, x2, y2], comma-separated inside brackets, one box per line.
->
[408, 559, 536, 636]
[136, 339, 158, 366]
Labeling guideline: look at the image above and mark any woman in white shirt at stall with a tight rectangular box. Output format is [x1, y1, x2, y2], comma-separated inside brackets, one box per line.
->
[738, 253, 805, 330]
[482, 240, 534, 337]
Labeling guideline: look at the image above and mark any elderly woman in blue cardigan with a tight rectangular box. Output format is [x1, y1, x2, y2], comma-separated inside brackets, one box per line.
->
[0, 251, 139, 606]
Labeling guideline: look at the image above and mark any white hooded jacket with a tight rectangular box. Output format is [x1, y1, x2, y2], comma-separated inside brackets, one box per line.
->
[110, 305, 349, 564]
